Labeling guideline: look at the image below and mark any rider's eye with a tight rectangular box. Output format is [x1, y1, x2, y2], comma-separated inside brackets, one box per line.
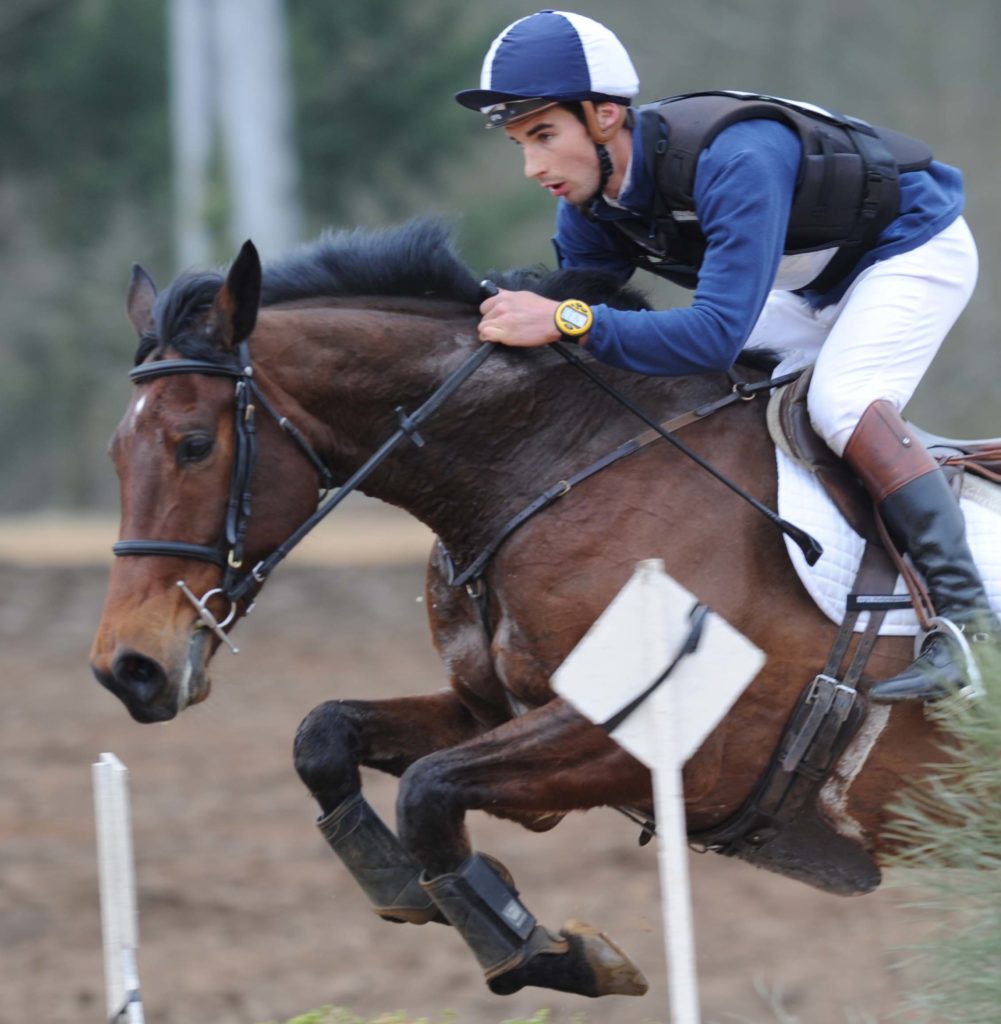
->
[178, 433, 214, 465]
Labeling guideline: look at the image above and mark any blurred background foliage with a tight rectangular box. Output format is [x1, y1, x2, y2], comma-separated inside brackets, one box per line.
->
[1, 0, 999, 512]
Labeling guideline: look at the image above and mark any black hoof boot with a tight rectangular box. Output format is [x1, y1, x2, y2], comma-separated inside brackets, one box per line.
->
[421, 854, 647, 997]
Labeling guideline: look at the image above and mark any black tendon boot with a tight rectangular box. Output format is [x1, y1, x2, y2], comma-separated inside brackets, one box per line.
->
[318, 793, 443, 924]
[420, 853, 648, 998]
[842, 400, 1001, 703]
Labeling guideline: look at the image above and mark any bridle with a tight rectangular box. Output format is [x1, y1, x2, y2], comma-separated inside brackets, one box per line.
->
[113, 337, 496, 653]
[113, 339, 334, 653]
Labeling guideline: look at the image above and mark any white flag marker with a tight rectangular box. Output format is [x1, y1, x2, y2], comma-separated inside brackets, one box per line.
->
[93, 753, 146, 1024]
[553, 559, 765, 1024]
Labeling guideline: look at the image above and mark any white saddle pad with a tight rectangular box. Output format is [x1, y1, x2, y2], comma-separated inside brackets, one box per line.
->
[776, 449, 1001, 636]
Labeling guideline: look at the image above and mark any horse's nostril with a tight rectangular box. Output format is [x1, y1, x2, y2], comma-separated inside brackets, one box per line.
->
[119, 654, 157, 684]
[111, 650, 167, 705]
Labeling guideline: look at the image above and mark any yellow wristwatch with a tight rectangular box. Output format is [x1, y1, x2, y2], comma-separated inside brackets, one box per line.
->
[554, 298, 593, 339]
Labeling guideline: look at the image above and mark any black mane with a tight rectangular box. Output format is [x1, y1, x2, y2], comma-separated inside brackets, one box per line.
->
[134, 218, 651, 365]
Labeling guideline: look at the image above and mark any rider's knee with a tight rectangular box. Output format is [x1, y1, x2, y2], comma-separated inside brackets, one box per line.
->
[805, 373, 871, 458]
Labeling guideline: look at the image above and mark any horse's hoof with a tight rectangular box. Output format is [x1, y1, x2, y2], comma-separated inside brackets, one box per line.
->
[562, 919, 649, 996]
[374, 903, 446, 925]
[486, 920, 647, 998]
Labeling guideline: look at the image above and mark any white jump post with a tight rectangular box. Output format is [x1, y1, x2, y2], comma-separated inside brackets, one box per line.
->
[92, 752, 146, 1024]
[554, 559, 765, 1024]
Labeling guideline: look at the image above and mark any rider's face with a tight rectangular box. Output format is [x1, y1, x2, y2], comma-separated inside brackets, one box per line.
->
[505, 106, 601, 208]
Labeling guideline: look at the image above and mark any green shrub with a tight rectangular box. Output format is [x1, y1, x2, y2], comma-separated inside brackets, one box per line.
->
[884, 649, 1001, 1023]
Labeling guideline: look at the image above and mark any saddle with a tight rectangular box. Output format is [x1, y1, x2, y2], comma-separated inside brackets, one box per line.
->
[769, 368, 1001, 537]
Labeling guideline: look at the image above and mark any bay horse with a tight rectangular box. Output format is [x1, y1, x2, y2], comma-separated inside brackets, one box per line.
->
[90, 220, 941, 999]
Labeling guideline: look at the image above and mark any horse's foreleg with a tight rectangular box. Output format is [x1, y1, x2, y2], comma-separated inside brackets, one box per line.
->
[396, 698, 650, 997]
[293, 691, 481, 925]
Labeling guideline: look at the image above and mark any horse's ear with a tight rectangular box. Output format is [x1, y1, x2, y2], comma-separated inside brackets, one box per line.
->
[207, 239, 262, 349]
[126, 264, 157, 337]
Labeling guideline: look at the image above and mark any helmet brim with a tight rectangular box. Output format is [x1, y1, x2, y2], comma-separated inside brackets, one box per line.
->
[455, 88, 535, 111]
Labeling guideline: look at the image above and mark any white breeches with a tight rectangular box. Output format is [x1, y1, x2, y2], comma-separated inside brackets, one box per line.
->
[744, 216, 978, 455]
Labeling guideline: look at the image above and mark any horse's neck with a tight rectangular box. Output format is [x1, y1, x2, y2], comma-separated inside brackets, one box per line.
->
[254, 306, 738, 559]
[351, 350, 736, 563]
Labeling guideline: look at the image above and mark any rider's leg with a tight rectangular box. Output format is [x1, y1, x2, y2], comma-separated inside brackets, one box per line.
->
[841, 401, 1000, 701]
[806, 217, 998, 701]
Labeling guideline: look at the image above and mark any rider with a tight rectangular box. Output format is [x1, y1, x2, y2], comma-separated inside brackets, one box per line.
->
[456, 9, 1000, 704]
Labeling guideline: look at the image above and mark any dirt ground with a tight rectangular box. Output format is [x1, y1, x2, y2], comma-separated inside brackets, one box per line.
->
[0, 511, 933, 1024]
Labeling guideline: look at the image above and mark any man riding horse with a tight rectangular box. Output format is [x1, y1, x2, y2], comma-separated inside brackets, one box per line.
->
[456, 9, 999, 704]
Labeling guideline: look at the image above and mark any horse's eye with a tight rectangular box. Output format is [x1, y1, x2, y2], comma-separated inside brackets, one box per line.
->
[178, 433, 214, 465]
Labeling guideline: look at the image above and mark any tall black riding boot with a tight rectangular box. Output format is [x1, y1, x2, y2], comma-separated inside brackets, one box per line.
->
[843, 401, 1001, 703]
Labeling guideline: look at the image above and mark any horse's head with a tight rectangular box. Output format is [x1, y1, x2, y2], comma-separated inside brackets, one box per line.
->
[90, 241, 323, 722]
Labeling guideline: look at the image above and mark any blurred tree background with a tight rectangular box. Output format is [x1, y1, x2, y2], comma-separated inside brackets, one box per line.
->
[1, 0, 999, 513]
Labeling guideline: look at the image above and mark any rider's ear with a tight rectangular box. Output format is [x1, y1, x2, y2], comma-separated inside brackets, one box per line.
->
[126, 264, 157, 337]
[208, 239, 262, 349]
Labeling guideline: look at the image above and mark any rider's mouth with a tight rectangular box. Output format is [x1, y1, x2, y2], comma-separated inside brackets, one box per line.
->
[543, 181, 569, 197]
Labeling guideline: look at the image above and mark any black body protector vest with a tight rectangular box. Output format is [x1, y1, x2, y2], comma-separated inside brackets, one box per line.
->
[611, 91, 934, 293]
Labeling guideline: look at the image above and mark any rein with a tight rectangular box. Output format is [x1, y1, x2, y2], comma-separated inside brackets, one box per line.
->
[439, 362, 810, 592]
[550, 341, 822, 565]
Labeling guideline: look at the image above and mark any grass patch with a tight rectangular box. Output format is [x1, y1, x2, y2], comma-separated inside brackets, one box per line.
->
[264, 1009, 571, 1024]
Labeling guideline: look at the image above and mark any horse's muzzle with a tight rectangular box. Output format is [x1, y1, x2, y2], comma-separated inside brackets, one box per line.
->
[91, 649, 177, 723]
[91, 631, 213, 723]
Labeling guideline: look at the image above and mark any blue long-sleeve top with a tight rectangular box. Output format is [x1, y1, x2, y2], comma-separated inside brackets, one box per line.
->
[554, 118, 965, 377]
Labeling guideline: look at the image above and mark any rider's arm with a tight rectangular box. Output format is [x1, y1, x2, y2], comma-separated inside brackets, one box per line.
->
[577, 121, 802, 376]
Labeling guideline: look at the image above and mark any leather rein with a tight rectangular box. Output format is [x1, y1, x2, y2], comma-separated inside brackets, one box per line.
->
[113, 333, 809, 653]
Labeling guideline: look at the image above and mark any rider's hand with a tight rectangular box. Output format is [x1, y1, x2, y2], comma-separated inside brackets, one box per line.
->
[478, 289, 570, 348]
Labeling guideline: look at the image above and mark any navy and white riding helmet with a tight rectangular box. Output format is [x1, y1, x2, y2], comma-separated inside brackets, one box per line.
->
[455, 10, 639, 130]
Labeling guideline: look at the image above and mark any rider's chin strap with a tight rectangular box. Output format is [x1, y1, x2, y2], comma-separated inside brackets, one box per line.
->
[595, 144, 614, 198]
[581, 100, 620, 202]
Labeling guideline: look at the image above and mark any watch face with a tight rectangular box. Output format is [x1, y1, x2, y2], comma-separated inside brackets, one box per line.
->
[561, 306, 589, 330]
[557, 299, 593, 336]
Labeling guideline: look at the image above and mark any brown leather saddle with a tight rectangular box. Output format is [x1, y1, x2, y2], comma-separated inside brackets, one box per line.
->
[768, 367, 1001, 544]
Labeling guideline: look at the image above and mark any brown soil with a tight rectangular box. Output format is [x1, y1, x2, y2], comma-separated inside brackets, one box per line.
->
[0, 514, 930, 1024]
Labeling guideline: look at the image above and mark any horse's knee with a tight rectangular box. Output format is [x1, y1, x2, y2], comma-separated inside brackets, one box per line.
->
[396, 755, 460, 857]
[293, 700, 361, 808]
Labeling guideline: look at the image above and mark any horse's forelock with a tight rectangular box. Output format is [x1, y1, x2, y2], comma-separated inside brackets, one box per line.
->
[133, 271, 234, 366]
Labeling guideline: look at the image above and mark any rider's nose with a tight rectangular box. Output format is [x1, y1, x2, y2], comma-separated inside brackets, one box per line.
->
[523, 149, 544, 180]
